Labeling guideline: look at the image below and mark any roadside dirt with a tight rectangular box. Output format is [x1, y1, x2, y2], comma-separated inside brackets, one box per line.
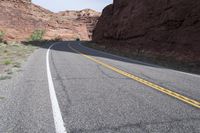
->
[0, 43, 37, 80]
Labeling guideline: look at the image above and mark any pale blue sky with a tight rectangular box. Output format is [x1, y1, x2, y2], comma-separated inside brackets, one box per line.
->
[32, 0, 113, 12]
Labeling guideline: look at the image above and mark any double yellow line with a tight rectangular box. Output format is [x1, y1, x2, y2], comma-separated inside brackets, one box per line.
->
[69, 44, 200, 109]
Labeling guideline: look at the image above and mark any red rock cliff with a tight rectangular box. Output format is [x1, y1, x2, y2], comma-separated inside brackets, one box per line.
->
[93, 0, 200, 62]
[0, 0, 100, 41]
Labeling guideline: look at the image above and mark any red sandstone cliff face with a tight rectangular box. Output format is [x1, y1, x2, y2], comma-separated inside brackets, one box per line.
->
[93, 0, 200, 63]
[0, 0, 100, 41]
[57, 9, 101, 39]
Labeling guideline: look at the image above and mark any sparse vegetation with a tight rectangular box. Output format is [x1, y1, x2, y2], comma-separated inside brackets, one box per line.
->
[54, 36, 63, 41]
[13, 62, 21, 68]
[0, 96, 5, 100]
[0, 42, 37, 80]
[6, 69, 13, 75]
[0, 75, 11, 80]
[4, 50, 8, 53]
[29, 30, 45, 41]
[0, 31, 5, 43]
[3, 60, 12, 65]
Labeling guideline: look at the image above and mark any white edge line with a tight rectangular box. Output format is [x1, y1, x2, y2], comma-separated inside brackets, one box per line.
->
[79, 43, 200, 78]
[46, 43, 67, 133]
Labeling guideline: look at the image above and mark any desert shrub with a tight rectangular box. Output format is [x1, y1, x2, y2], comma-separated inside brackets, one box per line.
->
[29, 30, 45, 41]
[3, 60, 12, 65]
[54, 36, 63, 41]
[0, 31, 5, 43]
[76, 38, 80, 41]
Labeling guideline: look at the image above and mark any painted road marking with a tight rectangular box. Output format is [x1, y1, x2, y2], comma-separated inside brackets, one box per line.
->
[69, 44, 200, 109]
[79, 43, 200, 78]
[47, 43, 67, 133]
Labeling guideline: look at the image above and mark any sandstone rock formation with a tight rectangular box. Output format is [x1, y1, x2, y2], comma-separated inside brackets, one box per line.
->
[93, 0, 200, 63]
[0, 0, 100, 41]
[57, 9, 100, 39]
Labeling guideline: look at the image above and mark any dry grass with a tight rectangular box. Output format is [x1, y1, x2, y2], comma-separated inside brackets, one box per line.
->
[0, 42, 37, 80]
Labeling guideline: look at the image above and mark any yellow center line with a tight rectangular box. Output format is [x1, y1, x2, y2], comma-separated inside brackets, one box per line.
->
[68, 44, 200, 109]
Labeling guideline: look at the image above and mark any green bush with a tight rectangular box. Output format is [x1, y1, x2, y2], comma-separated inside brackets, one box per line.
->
[29, 30, 45, 41]
[3, 60, 12, 65]
[0, 31, 5, 43]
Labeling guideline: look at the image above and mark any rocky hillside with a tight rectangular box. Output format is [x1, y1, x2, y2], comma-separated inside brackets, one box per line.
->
[93, 0, 200, 64]
[57, 9, 100, 39]
[0, 0, 100, 41]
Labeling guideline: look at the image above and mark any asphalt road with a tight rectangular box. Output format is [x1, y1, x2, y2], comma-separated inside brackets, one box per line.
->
[0, 41, 200, 133]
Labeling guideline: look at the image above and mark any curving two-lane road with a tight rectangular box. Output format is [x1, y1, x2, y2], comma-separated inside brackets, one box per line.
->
[0, 41, 200, 133]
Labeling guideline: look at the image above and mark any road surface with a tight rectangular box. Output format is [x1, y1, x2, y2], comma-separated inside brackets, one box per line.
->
[0, 41, 200, 133]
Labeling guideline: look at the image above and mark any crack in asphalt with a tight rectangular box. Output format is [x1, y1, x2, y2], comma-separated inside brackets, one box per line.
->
[97, 64, 128, 80]
[50, 50, 72, 111]
[139, 72, 172, 85]
[45, 43, 200, 133]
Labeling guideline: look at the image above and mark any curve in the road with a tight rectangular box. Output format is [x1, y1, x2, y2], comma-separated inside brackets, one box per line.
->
[47, 43, 67, 133]
[68, 43, 200, 109]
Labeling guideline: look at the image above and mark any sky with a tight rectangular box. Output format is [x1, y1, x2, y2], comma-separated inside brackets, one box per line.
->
[32, 0, 113, 12]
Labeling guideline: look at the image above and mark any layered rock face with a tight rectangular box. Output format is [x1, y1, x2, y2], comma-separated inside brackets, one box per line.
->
[57, 9, 101, 39]
[93, 0, 200, 62]
[0, 0, 100, 41]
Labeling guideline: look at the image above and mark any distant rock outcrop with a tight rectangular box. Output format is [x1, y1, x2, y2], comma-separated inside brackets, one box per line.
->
[0, 0, 100, 41]
[93, 0, 200, 63]
[57, 9, 101, 39]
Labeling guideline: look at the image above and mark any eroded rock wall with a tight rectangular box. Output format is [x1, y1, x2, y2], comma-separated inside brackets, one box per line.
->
[0, 0, 100, 41]
[93, 0, 200, 62]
